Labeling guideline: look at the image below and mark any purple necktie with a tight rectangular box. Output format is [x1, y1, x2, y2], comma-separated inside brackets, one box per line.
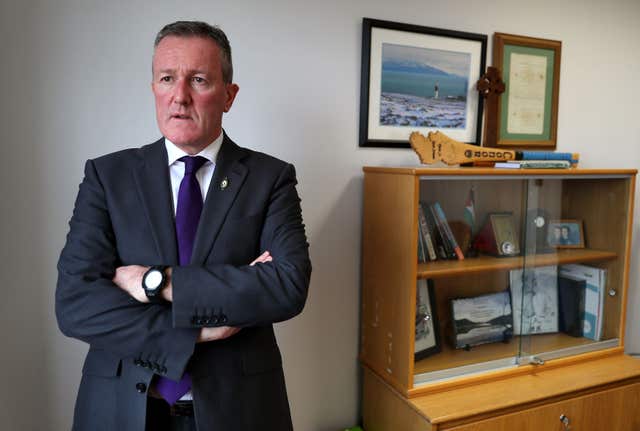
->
[156, 155, 208, 405]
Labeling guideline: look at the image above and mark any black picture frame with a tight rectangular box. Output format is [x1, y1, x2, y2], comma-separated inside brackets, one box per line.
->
[415, 279, 441, 360]
[359, 18, 487, 148]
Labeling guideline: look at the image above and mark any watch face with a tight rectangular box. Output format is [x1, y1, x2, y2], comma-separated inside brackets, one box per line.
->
[145, 270, 163, 290]
[534, 215, 546, 228]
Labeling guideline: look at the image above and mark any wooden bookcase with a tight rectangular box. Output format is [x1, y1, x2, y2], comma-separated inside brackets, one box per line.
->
[360, 167, 640, 430]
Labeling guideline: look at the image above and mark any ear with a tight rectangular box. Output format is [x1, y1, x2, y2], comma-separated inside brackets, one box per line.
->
[223, 83, 240, 113]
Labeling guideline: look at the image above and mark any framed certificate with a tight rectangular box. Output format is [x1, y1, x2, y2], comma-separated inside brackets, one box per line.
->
[493, 33, 561, 150]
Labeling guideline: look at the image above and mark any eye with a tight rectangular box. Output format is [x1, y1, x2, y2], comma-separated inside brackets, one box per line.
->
[159, 75, 172, 83]
[192, 76, 207, 84]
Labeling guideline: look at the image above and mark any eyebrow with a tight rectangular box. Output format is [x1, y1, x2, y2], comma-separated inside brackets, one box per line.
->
[154, 68, 210, 75]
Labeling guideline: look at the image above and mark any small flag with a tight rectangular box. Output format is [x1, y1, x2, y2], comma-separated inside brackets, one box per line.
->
[463, 187, 476, 235]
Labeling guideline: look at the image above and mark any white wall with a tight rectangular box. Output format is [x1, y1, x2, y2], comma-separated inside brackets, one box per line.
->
[1, 0, 639, 429]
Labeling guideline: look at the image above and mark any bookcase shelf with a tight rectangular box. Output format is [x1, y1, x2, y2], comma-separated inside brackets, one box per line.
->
[413, 333, 597, 377]
[361, 167, 640, 431]
[417, 248, 617, 279]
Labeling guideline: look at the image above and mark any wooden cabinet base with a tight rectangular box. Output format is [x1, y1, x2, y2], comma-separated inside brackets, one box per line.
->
[363, 366, 432, 431]
[363, 355, 640, 431]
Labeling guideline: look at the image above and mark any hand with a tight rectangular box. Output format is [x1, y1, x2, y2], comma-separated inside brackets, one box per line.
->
[112, 265, 149, 303]
[195, 252, 271, 343]
[250, 250, 272, 266]
[197, 326, 241, 343]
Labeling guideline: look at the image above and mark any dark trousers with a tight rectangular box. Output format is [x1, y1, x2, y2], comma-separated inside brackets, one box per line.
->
[146, 397, 197, 431]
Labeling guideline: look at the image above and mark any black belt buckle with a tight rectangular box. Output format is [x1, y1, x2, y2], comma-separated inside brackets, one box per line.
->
[170, 400, 194, 417]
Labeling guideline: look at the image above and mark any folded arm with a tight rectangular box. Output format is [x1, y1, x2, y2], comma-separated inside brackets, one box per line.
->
[169, 162, 311, 329]
[56, 160, 198, 380]
[111, 251, 274, 341]
[56, 159, 311, 377]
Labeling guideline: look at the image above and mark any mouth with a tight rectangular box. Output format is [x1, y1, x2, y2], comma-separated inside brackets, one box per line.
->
[170, 114, 192, 120]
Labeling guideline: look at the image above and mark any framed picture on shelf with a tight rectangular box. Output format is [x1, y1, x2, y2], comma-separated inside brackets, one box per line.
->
[546, 219, 585, 248]
[493, 33, 562, 149]
[509, 265, 559, 335]
[450, 290, 513, 350]
[415, 279, 441, 360]
[473, 212, 520, 257]
[359, 18, 487, 148]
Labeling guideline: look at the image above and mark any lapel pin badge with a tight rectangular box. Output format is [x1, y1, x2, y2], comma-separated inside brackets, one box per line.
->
[220, 177, 229, 190]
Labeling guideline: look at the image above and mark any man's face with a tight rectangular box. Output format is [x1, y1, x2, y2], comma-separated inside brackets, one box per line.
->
[152, 36, 239, 153]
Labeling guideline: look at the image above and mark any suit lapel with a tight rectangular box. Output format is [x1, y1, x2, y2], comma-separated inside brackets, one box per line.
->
[132, 138, 179, 265]
[191, 134, 248, 264]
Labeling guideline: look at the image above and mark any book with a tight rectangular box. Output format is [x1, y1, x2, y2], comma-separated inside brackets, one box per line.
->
[418, 203, 437, 261]
[494, 160, 572, 169]
[558, 274, 587, 337]
[425, 204, 449, 260]
[431, 202, 464, 260]
[427, 204, 455, 259]
[417, 220, 427, 263]
[509, 266, 559, 335]
[558, 264, 606, 340]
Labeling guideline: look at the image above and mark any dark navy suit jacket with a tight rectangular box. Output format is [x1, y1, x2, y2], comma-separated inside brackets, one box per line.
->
[56, 134, 311, 430]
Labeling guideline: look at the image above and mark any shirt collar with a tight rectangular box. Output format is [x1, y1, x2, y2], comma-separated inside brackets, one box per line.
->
[164, 132, 224, 166]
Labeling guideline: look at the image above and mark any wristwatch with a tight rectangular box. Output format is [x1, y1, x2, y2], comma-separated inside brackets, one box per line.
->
[142, 266, 168, 301]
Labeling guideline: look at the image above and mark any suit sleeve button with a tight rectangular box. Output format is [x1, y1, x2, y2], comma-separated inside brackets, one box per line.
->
[135, 382, 147, 393]
[220, 315, 228, 324]
[134, 358, 142, 366]
[203, 317, 211, 325]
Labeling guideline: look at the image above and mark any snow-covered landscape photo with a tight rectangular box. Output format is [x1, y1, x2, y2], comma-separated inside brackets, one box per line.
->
[380, 43, 471, 128]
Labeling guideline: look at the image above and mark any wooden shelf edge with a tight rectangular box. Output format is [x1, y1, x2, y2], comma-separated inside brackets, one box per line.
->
[363, 166, 638, 176]
[417, 249, 617, 279]
[407, 347, 624, 399]
[412, 353, 640, 426]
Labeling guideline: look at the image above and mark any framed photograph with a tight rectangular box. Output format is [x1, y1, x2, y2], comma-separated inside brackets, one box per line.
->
[359, 18, 487, 148]
[415, 279, 441, 360]
[450, 290, 513, 350]
[493, 33, 562, 149]
[473, 212, 520, 257]
[546, 219, 585, 248]
[509, 265, 559, 335]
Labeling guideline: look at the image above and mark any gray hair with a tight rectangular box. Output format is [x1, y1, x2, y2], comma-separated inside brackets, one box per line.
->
[154, 21, 234, 83]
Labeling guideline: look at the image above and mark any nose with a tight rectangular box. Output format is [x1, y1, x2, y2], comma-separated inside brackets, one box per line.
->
[172, 78, 191, 105]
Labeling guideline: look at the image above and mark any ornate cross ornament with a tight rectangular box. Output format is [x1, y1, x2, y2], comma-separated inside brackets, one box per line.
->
[476, 67, 506, 148]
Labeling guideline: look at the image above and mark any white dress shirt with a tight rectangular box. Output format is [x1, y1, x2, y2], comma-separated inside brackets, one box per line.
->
[164, 132, 223, 215]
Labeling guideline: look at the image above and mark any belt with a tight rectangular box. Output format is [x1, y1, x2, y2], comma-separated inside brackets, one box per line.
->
[170, 400, 194, 417]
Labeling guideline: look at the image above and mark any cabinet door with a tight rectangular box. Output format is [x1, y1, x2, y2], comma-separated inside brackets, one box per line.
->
[447, 383, 640, 431]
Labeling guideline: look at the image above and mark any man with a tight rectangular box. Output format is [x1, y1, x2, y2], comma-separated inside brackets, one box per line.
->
[56, 21, 311, 431]
[551, 225, 562, 246]
[560, 225, 571, 245]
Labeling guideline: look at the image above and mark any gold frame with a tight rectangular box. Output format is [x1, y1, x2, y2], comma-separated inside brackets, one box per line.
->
[493, 33, 562, 150]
